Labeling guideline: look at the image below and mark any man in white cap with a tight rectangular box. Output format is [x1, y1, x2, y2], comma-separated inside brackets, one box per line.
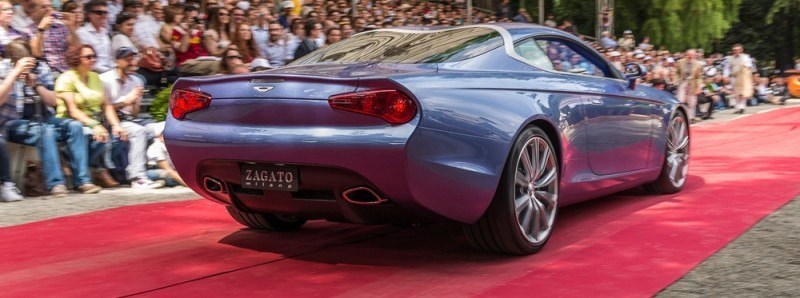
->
[618, 29, 635, 51]
[279, 0, 295, 28]
[100, 47, 164, 189]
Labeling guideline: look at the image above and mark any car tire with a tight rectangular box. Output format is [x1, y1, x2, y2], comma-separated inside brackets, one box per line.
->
[646, 110, 690, 195]
[225, 206, 307, 231]
[464, 126, 559, 255]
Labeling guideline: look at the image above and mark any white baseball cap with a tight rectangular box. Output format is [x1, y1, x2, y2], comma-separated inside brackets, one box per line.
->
[250, 58, 272, 70]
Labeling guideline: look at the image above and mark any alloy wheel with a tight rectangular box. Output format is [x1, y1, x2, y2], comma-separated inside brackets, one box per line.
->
[513, 137, 558, 244]
[666, 115, 690, 188]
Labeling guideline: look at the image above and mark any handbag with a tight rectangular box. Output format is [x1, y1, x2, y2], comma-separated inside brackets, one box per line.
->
[23, 160, 48, 197]
[138, 47, 165, 72]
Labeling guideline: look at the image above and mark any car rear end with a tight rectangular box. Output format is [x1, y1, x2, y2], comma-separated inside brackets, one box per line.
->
[164, 65, 438, 224]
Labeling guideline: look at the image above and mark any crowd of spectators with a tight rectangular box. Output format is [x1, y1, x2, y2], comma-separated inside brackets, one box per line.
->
[592, 29, 795, 122]
[0, 0, 798, 202]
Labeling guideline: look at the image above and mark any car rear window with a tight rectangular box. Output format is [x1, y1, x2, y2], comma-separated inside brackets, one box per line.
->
[291, 27, 504, 65]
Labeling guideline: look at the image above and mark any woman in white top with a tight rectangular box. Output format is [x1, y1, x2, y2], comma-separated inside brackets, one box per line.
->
[203, 6, 232, 56]
[111, 13, 140, 54]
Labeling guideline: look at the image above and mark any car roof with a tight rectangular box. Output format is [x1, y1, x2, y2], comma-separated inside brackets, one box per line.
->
[388, 23, 577, 42]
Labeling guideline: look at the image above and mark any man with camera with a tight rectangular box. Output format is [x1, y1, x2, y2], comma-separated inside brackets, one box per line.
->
[100, 47, 163, 189]
[28, 0, 79, 76]
[0, 41, 101, 197]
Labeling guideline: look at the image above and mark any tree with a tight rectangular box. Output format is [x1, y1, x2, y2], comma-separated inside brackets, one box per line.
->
[552, 0, 743, 52]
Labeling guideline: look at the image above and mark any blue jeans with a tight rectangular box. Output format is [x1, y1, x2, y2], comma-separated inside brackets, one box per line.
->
[88, 134, 130, 183]
[147, 169, 180, 187]
[5, 117, 91, 189]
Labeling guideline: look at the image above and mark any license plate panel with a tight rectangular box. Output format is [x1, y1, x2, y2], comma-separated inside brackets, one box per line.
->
[240, 164, 299, 192]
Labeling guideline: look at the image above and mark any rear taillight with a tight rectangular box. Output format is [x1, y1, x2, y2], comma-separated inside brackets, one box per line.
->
[170, 89, 212, 120]
[328, 89, 417, 124]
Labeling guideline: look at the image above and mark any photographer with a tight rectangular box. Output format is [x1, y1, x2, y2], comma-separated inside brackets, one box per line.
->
[28, 0, 80, 77]
[0, 56, 26, 202]
[162, 4, 208, 66]
[0, 40, 101, 196]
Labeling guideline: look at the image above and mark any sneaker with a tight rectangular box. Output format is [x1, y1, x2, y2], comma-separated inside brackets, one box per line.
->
[1, 182, 24, 202]
[78, 183, 102, 194]
[131, 178, 165, 189]
[50, 184, 70, 197]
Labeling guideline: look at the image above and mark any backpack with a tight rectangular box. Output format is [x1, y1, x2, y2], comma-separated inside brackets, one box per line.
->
[23, 160, 48, 197]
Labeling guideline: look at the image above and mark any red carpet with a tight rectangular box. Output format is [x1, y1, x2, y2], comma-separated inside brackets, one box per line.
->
[1, 107, 799, 297]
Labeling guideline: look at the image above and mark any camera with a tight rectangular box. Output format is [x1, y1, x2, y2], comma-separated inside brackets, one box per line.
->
[52, 12, 63, 20]
[31, 59, 47, 75]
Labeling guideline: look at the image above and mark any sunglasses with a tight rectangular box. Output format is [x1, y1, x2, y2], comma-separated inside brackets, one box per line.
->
[234, 13, 244, 17]
[225, 55, 242, 60]
[219, 12, 229, 16]
[81, 54, 98, 60]
[90, 10, 109, 15]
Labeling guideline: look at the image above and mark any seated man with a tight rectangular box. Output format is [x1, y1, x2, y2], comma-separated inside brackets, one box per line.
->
[768, 77, 789, 105]
[100, 47, 164, 189]
[0, 41, 101, 196]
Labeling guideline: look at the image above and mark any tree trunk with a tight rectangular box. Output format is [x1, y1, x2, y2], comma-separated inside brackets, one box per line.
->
[786, 4, 796, 70]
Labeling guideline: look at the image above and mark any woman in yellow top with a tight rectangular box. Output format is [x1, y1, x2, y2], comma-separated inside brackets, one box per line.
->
[55, 44, 129, 187]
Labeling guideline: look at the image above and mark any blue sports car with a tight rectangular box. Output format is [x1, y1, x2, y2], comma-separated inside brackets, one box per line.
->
[165, 24, 690, 255]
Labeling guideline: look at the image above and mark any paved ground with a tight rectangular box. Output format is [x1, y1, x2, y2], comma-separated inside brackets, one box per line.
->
[659, 196, 800, 297]
[0, 100, 798, 295]
[0, 186, 197, 227]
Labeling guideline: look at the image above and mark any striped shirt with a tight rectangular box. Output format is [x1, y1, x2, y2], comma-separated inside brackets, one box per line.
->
[0, 59, 56, 125]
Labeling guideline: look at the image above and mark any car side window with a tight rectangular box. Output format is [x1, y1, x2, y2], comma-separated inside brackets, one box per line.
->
[535, 38, 608, 78]
[513, 38, 554, 71]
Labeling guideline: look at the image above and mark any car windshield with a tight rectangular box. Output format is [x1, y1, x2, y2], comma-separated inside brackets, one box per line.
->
[291, 27, 505, 65]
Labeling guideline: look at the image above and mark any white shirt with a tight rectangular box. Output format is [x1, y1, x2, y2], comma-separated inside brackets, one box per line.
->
[252, 24, 269, 58]
[133, 14, 162, 49]
[100, 69, 145, 115]
[111, 34, 139, 55]
[107, 1, 123, 31]
[147, 140, 173, 168]
[77, 24, 115, 73]
[285, 34, 301, 59]
[10, 5, 33, 33]
[724, 54, 753, 78]
[0, 26, 21, 47]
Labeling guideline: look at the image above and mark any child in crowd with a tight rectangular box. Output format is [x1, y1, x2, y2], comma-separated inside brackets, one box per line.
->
[146, 122, 185, 187]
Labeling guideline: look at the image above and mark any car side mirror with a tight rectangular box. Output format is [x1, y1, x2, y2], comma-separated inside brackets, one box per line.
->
[624, 63, 647, 89]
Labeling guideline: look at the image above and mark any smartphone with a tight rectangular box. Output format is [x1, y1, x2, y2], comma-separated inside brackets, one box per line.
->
[52, 12, 63, 20]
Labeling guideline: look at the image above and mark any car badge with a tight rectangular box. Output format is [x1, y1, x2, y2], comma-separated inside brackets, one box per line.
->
[254, 86, 274, 93]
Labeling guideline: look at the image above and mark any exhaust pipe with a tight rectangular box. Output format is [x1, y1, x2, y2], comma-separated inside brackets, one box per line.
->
[342, 187, 388, 205]
[203, 176, 227, 194]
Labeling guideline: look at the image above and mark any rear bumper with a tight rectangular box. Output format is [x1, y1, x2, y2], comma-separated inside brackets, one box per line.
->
[165, 118, 506, 224]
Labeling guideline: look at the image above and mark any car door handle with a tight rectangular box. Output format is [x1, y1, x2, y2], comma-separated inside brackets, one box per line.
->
[588, 98, 603, 105]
